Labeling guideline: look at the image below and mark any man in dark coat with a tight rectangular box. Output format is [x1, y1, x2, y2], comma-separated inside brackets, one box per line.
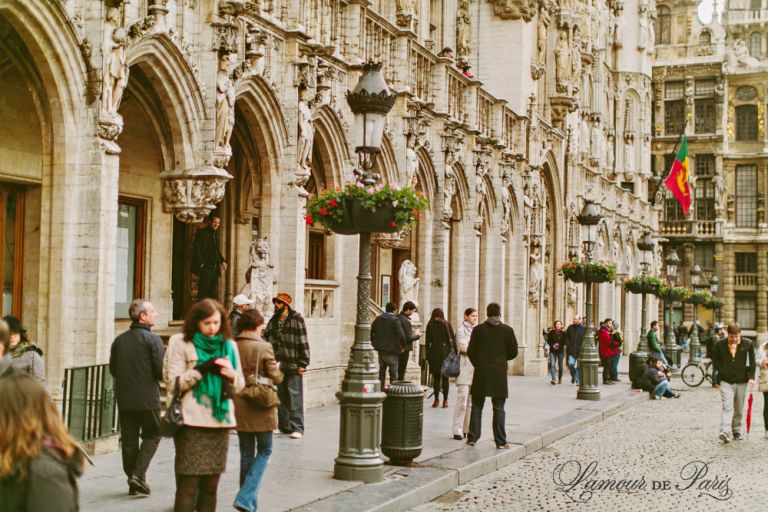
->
[371, 302, 407, 389]
[109, 299, 164, 495]
[466, 302, 518, 449]
[397, 301, 421, 381]
[191, 214, 227, 300]
[564, 315, 584, 384]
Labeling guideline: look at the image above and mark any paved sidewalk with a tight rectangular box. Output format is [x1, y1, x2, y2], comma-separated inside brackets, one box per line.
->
[80, 360, 646, 512]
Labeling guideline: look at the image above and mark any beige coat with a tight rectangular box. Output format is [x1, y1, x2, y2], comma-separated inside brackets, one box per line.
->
[758, 341, 768, 393]
[454, 322, 475, 386]
[163, 333, 245, 428]
[232, 333, 284, 432]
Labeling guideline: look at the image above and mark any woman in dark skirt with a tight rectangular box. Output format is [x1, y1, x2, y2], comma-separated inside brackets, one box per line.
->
[164, 299, 244, 512]
[426, 308, 455, 408]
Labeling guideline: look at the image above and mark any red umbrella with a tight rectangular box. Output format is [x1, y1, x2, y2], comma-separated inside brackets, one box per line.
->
[746, 390, 754, 434]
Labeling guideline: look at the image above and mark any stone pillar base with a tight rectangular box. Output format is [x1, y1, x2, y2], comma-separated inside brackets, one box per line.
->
[524, 357, 548, 376]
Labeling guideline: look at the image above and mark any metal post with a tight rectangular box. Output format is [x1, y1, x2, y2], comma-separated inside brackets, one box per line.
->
[639, 290, 648, 352]
[334, 230, 387, 482]
[689, 302, 701, 364]
[665, 299, 681, 371]
[577, 251, 600, 401]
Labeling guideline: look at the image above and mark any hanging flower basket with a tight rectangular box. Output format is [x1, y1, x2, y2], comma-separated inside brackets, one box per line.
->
[686, 290, 713, 305]
[623, 275, 663, 295]
[655, 284, 690, 302]
[305, 183, 428, 235]
[559, 259, 617, 284]
[704, 297, 726, 310]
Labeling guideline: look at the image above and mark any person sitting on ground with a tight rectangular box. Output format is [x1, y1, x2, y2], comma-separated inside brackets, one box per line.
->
[641, 356, 680, 400]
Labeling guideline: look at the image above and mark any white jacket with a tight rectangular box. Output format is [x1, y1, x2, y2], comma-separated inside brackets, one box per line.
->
[454, 322, 475, 386]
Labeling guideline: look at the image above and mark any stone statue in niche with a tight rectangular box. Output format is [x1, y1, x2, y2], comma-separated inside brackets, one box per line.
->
[528, 246, 543, 304]
[456, 0, 471, 60]
[638, 4, 648, 50]
[555, 30, 571, 93]
[297, 88, 314, 173]
[102, 7, 128, 115]
[624, 139, 634, 178]
[245, 237, 277, 317]
[501, 184, 512, 236]
[713, 171, 726, 211]
[442, 169, 456, 220]
[404, 139, 419, 188]
[566, 280, 577, 306]
[398, 260, 420, 311]
[215, 54, 236, 151]
[570, 27, 582, 93]
[537, 14, 547, 64]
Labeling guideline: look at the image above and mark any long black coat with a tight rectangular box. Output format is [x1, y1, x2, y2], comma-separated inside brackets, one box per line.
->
[191, 226, 226, 275]
[109, 323, 164, 410]
[425, 321, 454, 369]
[467, 320, 518, 398]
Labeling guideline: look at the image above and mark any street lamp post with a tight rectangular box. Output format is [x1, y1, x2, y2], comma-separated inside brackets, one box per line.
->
[629, 232, 655, 381]
[710, 274, 720, 324]
[688, 263, 702, 364]
[577, 200, 602, 401]
[664, 249, 681, 370]
[334, 62, 395, 483]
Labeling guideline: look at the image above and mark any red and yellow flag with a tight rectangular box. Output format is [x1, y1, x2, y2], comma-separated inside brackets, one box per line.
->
[664, 134, 691, 216]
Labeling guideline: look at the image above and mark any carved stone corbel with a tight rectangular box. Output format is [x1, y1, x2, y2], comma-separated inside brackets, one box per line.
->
[160, 166, 233, 223]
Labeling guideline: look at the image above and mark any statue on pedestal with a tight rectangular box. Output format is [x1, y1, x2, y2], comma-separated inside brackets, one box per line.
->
[398, 260, 420, 321]
[245, 238, 277, 316]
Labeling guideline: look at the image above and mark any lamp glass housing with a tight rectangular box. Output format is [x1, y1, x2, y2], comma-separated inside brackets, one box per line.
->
[353, 111, 386, 152]
[710, 275, 719, 294]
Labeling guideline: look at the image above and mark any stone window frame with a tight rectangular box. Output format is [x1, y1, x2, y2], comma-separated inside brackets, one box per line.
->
[655, 5, 672, 46]
[750, 32, 762, 58]
[735, 165, 758, 227]
[735, 292, 757, 330]
[694, 154, 716, 221]
[735, 104, 759, 141]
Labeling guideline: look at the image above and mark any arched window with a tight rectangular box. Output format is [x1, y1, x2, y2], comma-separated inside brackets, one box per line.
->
[655, 6, 672, 45]
[699, 30, 712, 45]
[750, 32, 762, 57]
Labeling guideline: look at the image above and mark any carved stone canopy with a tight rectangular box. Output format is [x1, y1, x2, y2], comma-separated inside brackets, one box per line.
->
[160, 166, 233, 223]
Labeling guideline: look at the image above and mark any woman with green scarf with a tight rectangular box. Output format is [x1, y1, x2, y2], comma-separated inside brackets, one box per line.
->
[4, 315, 45, 385]
[164, 299, 244, 512]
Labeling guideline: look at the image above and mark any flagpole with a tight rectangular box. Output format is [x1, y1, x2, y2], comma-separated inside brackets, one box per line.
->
[652, 118, 689, 206]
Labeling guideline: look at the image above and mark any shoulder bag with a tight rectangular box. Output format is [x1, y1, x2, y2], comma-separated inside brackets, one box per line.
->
[239, 343, 280, 409]
[441, 323, 460, 378]
[159, 376, 185, 437]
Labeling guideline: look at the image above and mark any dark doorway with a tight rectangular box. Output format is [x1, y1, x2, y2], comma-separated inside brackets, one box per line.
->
[171, 217, 197, 320]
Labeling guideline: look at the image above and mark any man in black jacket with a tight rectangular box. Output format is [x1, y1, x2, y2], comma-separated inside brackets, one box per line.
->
[371, 302, 407, 389]
[711, 322, 755, 443]
[397, 301, 421, 381]
[109, 299, 164, 495]
[191, 214, 228, 300]
[564, 315, 584, 384]
[466, 302, 518, 449]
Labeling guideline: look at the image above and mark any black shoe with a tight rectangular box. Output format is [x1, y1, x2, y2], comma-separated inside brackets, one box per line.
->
[453, 435, 463, 440]
[466, 440, 476, 446]
[603, 381, 615, 385]
[733, 432, 744, 441]
[128, 476, 150, 495]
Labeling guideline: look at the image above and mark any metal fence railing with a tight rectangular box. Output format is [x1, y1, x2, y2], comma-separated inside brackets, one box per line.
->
[62, 363, 119, 442]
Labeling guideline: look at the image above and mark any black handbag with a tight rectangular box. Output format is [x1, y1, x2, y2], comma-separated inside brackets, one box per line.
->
[159, 377, 185, 437]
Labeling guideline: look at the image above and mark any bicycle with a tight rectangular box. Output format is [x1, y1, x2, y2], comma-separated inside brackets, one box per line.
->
[680, 358, 715, 387]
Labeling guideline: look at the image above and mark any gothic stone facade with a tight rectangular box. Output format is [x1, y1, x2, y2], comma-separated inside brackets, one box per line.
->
[0, 0, 656, 406]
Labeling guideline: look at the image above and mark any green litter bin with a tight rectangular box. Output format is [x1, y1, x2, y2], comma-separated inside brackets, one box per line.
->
[381, 381, 424, 464]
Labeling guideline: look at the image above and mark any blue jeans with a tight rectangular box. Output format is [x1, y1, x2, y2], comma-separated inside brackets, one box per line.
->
[277, 373, 304, 434]
[378, 351, 399, 389]
[611, 353, 620, 381]
[468, 395, 506, 446]
[235, 431, 273, 512]
[651, 351, 669, 369]
[654, 380, 673, 398]
[567, 355, 579, 384]
[549, 351, 564, 381]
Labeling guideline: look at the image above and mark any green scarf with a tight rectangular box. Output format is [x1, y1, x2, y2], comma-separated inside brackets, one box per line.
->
[191, 332, 238, 423]
[9, 341, 40, 358]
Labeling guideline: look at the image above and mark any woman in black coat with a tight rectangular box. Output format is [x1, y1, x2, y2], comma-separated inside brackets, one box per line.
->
[426, 308, 454, 408]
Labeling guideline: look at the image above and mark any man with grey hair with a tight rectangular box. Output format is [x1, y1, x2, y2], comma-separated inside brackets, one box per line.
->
[0, 319, 14, 379]
[109, 299, 164, 495]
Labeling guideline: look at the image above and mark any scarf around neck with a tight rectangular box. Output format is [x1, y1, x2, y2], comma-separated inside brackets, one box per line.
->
[191, 332, 238, 422]
[485, 316, 502, 326]
[462, 320, 476, 332]
[9, 341, 41, 359]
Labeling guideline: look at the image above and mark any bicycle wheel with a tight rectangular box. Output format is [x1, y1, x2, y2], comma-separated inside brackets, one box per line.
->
[681, 364, 705, 387]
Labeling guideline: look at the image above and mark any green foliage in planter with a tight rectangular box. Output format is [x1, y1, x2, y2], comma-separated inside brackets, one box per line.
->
[704, 297, 726, 310]
[623, 275, 664, 294]
[687, 290, 713, 305]
[655, 284, 690, 302]
[304, 183, 428, 232]
[559, 259, 617, 283]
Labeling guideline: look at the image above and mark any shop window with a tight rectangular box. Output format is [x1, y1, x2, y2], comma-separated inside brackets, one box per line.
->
[115, 197, 146, 318]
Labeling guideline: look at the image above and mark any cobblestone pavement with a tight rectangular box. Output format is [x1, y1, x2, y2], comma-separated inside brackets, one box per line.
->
[413, 385, 768, 512]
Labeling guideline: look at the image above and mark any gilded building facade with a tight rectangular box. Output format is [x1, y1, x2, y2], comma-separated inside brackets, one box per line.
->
[0, 0, 656, 406]
[652, 0, 768, 342]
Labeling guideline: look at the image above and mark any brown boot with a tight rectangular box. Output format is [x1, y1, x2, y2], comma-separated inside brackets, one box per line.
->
[442, 400, 449, 408]
[432, 399, 439, 408]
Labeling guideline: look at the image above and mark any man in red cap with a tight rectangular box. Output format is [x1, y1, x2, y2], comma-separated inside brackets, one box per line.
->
[264, 292, 310, 439]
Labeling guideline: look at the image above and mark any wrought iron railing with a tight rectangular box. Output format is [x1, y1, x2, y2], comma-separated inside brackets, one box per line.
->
[62, 363, 119, 442]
